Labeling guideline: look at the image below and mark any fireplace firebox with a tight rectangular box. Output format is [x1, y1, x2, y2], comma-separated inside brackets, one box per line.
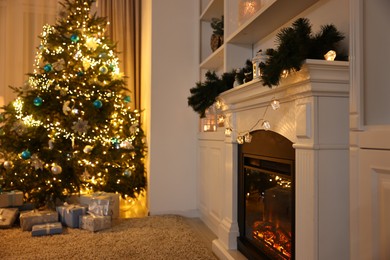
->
[238, 130, 295, 260]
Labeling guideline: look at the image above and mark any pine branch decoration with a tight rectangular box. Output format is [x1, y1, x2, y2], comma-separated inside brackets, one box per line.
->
[187, 71, 235, 117]
[260, 18, 346, 87]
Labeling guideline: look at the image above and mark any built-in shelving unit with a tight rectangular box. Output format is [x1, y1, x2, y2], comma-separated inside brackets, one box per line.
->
[198, 0, 319, 131]
[226, 0, 318, 44]
[200, 0, 224, 22]
[199, 0, 319, 70]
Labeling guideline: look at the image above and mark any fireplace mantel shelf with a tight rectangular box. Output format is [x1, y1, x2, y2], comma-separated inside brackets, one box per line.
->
[219, 59, 349, 113]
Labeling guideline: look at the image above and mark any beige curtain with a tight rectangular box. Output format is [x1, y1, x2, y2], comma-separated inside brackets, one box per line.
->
[0, 0, 59, 105]
[96, 0, 141, 110]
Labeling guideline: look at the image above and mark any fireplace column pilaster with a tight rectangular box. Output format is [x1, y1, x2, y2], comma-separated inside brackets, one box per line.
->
[212, 114, 241, 254]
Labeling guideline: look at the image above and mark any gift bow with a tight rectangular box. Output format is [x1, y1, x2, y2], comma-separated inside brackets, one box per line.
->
[0, 209, 4, 222]
[44, 223, 58, 234]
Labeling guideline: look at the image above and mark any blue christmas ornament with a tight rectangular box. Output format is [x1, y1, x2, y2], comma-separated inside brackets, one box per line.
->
[21, 149, 31, 160]
[44, 64, 52, 72]
[70, 34, 80, 43]
[124, 96, 131, 103]
[33, 97, 43, 106]
[93, 99, 103, 109]
[111, 137, 119, 145]
[99, 65, 108, 74]
[77, 71, 84, 77]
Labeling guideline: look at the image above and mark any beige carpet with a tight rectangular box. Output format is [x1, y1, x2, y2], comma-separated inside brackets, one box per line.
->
[0, 215, 218, 260]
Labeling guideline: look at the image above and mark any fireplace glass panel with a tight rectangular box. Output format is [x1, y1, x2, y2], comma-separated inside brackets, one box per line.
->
[244, 157, 293, 260]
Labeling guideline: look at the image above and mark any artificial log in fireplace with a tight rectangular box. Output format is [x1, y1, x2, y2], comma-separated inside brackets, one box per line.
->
[238, 130, 295, 260]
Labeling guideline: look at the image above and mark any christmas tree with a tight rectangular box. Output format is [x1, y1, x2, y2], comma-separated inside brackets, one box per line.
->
[0, 0, 146, 208]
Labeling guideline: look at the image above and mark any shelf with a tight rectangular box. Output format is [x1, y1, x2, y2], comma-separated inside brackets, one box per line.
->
[200, 45, 224, 70]
[226, 0, 319, 44]
[200, 0, 224, 22]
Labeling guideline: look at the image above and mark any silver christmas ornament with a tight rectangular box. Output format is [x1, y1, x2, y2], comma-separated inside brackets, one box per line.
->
[120, 141, 133, 150]
[48, 139, 54, 150]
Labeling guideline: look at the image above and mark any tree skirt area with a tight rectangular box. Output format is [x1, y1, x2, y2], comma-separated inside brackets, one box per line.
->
[0, 215, 217, 260]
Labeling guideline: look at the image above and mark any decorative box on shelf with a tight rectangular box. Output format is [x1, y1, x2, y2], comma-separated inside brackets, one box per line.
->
[0, 191, 23, 208]
[31, 222, 63, 237]
[19, 210, 59, 231]
[0, 208, 19, 229]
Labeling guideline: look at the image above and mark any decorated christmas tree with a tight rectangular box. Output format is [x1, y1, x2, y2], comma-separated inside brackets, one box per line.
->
[0, 0, 146, 208]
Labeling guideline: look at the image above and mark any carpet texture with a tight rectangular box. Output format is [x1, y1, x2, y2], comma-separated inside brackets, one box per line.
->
[0, 215, 218, 260]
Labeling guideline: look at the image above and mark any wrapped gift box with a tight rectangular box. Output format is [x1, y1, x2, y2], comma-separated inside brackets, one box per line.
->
[0, 208, 19, 228]
[0, 191, 23, 207]
[88, 198, 110, 216]
[16, 203, 35, 211]
[79, 214, 111, 232]
[56, 203, 87, 228]
[19, 210, 59, 231]
[32, 222, 63, 236]
[79, 192, 119, 218]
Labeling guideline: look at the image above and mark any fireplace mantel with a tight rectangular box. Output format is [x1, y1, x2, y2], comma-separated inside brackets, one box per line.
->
[220, 59, 349, 109]
[199, 59, 350, 260]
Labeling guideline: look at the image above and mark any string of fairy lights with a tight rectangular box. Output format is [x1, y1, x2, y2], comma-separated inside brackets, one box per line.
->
[214, 95, 281, 144]
[210, 50, 337, 144]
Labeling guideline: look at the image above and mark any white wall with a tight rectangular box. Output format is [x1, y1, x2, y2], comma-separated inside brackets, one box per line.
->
[363, 0, 390, 125]
[142, 0, 200, 216]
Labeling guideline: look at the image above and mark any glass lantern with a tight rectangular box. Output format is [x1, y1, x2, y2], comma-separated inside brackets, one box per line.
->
[252, 49, 268, 79]
[201, 106, 217, 132]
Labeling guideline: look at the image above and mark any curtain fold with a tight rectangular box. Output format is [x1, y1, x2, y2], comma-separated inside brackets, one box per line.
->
[97, 0, 141, 110]
[0, 0, 59, 105]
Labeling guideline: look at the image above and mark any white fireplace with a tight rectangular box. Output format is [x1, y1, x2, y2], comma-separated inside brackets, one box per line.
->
[197, 59, 350, 260]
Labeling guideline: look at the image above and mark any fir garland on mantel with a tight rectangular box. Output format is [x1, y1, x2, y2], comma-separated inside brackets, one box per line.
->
[187, 60, 252, 118]
[188, 18, 347, 118]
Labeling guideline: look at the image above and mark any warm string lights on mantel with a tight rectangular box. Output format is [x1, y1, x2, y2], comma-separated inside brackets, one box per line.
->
[215, 96, 280, 144]
[214, 49, 337, 144]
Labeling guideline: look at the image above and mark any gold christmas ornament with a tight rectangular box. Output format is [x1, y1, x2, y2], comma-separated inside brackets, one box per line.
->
[3, 161, 14, 170]
[83, 145, 93, 154]
[51, 164, 62, 175]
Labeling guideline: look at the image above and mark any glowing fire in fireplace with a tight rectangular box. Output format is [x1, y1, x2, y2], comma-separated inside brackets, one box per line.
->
[252, 221, 291, 259]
